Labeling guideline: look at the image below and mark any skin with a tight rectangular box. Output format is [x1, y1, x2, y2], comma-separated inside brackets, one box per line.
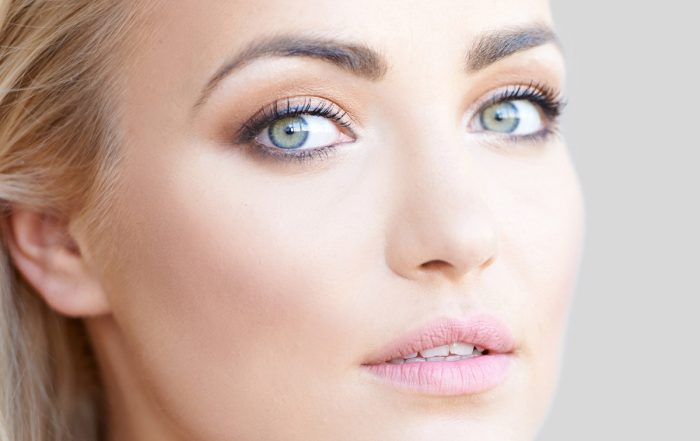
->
[6, 0, 585, 440]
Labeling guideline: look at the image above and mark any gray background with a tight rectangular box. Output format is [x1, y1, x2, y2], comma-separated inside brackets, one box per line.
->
[538, 1, 699, 439]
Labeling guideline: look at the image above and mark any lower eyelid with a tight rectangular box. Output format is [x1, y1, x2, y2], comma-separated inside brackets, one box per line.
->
[251, 142, 341, 164]
[481, 125, 560, 146]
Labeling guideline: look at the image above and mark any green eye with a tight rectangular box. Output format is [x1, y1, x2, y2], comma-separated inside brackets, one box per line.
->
[268, 116, 309, 149]
[254, 111, 354, 156]
[480, 101, 520, 133]
[477, 99, 544, 135]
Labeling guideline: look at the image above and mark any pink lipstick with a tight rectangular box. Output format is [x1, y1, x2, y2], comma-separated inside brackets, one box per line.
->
[361, 314, 515, 395]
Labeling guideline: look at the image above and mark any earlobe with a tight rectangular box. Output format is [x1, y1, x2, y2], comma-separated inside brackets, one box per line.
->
[3, 205, 112, 317]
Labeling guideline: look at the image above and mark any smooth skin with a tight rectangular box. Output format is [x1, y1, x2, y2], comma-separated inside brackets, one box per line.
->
[5, 0, 585, 440]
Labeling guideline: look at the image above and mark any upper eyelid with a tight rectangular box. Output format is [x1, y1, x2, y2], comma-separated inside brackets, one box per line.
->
[255, 96, 353, 122]
[467, 83, 562, 113]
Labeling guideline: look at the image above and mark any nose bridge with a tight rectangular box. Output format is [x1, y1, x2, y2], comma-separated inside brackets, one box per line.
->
[383, 127, 499, 285]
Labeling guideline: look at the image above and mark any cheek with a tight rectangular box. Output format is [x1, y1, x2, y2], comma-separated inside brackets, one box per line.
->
[490, 143, 584, 325]
[524, 148, 584, 342]
[490, 144, 585, 427]
[99, 143, 388, 438]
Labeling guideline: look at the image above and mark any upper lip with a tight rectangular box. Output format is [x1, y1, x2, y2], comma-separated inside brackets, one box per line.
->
[362, 313, 516, 365]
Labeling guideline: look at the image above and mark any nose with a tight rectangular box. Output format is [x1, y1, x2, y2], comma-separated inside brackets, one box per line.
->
[384, 138, 499, 285]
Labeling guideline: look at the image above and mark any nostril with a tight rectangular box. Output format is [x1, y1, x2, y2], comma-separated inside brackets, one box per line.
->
[420, 260, 450, 271]
[481, 254, 496, 269]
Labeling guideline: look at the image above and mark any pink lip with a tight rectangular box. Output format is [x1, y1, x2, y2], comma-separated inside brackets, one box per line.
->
[360, 314, 516, 396]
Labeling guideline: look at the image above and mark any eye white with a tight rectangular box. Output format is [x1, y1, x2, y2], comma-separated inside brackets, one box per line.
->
[508, 100, 544, 135]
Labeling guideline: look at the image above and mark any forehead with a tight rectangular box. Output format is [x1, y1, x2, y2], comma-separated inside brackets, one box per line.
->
[126, 0, 553, 90]
[142, 0, 554, 32]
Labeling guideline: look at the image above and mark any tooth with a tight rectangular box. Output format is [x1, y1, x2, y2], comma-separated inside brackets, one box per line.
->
[475, 346, 485, 353]
[449, 342, 475, 355]
[402, 352, 418, 359]
[388, 358, 405, 364]
[420, 345, 450, 358]
[404, 357, 426, 363]
[445, 355, 463, 361]
[426, 356, 447, 362]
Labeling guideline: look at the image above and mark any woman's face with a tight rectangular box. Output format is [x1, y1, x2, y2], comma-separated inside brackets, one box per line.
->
[84, 0, 585, 440]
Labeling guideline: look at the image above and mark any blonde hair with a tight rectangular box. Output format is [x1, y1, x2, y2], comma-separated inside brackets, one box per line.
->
[1, 1, 145, 439]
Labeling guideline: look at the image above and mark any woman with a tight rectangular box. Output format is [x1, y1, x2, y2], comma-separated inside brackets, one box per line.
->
[0, 0, 585, 440]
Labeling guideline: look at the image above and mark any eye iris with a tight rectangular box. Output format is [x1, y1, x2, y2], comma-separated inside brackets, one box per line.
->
[481, 101, 520, 133]
[268, 116, 309, 149]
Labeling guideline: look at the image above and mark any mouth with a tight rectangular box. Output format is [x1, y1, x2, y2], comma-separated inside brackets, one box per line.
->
[360, 314, 515, 396]
[381, 341, 489, 364]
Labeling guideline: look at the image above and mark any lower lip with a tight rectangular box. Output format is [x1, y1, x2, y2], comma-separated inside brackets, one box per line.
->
[361, 353, 513, 396]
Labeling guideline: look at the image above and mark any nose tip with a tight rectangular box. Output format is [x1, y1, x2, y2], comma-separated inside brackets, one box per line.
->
[385, 201, 499, 284]
[422, 217, 498, 281]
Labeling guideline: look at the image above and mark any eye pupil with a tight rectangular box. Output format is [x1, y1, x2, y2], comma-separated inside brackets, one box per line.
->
[269, 115, 309, 149]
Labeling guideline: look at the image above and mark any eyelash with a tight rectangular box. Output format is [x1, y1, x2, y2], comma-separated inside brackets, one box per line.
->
[472, 81, 566, 143]
[234, 98, 354, 164]
[233, 82, 566, 165]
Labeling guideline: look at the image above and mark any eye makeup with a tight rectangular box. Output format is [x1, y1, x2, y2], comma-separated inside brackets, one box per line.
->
[232, 97, 356, 164]
[476, 81, 565, 122]
[468, 80, 566, 147]
[230, 80, 566, 166]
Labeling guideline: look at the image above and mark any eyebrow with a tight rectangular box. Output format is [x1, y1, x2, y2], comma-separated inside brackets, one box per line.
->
[194, 24, 558, 111]
[466, 24, 559, 71]
[193, 36, 386, 110]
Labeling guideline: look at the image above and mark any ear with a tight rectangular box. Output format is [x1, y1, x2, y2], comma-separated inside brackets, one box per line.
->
[3, 205, 111, 317]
